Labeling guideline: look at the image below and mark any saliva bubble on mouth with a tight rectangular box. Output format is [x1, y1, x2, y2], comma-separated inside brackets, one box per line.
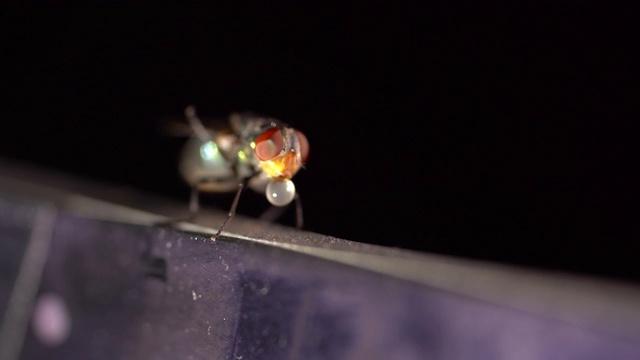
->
[265, 179, 296, 207]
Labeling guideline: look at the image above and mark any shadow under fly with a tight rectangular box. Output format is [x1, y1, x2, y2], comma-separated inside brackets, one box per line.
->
[162, 105, 309, 239]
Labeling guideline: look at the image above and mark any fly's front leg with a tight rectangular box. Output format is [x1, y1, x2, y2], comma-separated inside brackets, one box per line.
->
[257, 192, 304, 229]
[212, 176, 253, 240]
[294, 193, 303, 229]
[257, 205, 286, 224]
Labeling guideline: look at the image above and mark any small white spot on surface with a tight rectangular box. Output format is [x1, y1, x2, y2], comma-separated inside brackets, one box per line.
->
[192, 290, 198, 300]
[91, 328, 109, 346]
[166, 242, 172, 249]
[32, 292, 71, 347]
[141, 322, 152, 333]
[278, 333, 288, 348]
[248, 281, 271, 296]
[127, 288, 139, 300]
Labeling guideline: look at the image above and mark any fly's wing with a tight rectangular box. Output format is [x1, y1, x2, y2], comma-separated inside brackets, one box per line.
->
[158, 115, 231, 138]
[158, 117, 194, 137]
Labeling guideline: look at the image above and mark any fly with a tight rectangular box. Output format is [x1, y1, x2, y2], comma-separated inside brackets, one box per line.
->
[172, 105, 309, 240]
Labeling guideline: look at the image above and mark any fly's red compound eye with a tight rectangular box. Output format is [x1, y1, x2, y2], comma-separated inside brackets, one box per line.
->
[297, 130, 309, 163]
[296, 130, 310, 163]
[254, 128, 284, 161]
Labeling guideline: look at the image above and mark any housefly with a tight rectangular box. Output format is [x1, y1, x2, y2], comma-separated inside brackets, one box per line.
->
[171, 105, 309, 239]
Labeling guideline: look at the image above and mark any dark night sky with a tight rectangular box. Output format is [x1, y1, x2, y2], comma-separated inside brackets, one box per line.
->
[1, 5, 638, 282]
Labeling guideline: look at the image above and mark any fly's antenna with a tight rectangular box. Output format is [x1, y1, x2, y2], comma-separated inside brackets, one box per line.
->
[184, 105, 212, 142]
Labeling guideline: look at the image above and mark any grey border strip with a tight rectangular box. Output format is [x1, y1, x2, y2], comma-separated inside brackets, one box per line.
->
[0, 205, 57, 360]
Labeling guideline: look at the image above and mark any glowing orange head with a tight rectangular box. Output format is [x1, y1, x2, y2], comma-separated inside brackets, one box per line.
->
[253, 127, 309, 180]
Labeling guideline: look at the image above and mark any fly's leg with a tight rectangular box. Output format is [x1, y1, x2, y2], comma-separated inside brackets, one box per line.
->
[257, 206, 285, 224]
[187, 182, 200, 217]
[212, 176, 252, 240]
[154, 178, 210, 227]
[155, 106, 213, 227]
[257, 193, 304, 229]
[294, 193, 303, 229]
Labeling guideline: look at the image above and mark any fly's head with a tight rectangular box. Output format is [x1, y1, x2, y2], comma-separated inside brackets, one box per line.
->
[252, 122, 309, 207]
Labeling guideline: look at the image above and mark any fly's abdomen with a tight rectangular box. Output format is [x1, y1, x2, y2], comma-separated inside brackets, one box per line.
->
[179, 134, 240, 193]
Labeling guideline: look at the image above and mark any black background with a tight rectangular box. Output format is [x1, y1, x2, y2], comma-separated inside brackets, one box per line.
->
[1, 5, 638, 282]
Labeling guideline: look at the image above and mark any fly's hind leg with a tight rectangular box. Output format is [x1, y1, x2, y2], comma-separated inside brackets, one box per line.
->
[154, 178, 211, 227]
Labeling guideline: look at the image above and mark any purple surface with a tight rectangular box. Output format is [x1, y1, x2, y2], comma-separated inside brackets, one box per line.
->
[1, 159, 639, 360]
[1, 199, 639, 359]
